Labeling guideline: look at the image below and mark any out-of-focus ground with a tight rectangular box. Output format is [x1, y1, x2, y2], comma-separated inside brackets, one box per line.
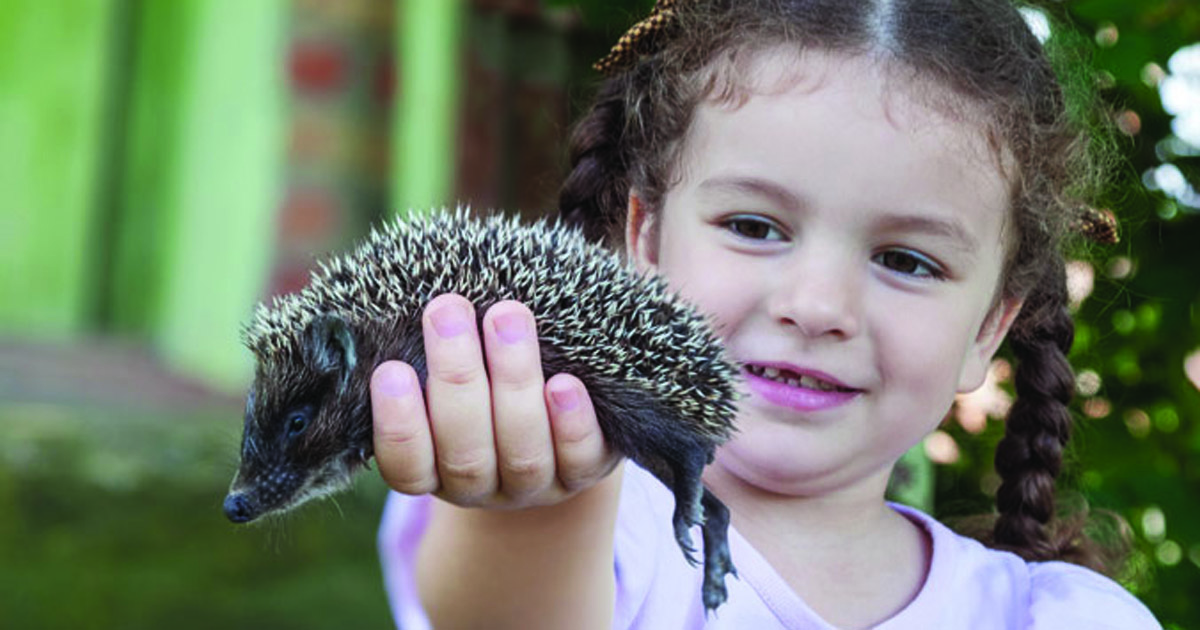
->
[0, 340, 394, 630]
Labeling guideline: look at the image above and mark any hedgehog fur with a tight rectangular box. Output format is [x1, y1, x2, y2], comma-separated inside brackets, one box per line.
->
[223, 208, 741, 611]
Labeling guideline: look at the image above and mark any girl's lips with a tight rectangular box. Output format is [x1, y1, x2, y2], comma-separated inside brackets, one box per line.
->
[742, 364, 861, 413]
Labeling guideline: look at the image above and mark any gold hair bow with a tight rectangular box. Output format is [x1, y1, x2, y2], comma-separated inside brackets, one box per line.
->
[1077, 206, 1119, 244]
[593, 0, 680, 75]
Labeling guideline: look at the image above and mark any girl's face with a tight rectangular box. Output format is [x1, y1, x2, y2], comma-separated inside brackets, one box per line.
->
[628, 50, 1021, 498]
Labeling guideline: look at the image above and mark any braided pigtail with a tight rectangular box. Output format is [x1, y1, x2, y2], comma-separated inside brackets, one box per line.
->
[992, 257, 1078, 561]
[557, 78, 633, 245]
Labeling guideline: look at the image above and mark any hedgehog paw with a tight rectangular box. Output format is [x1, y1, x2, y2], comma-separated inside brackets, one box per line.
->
[701, 488, 736, 613]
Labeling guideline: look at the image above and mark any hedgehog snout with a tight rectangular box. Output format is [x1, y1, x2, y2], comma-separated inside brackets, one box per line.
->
[223, 493, 255, 523]
[225, 467, 303, 523]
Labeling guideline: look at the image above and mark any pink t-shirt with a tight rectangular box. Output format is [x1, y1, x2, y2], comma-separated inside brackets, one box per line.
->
[377, 461, 1161, 629]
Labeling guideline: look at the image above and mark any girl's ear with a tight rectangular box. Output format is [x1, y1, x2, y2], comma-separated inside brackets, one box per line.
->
[625, 191, 659, 271]
[957, 298, 1023, 393]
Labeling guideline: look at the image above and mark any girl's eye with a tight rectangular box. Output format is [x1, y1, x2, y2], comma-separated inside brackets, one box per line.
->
[874, 249, 945, 280]
[722, 215, 786, 241]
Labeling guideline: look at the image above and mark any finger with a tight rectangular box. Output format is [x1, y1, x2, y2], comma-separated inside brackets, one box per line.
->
[545, 374, 615, 492]
[423, 293, 497, 503]
[482, 301, 555, 500]
[371, 361, 437, 495]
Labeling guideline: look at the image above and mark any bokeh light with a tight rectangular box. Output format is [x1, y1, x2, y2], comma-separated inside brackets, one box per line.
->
[1153, 406, 1180, 433]
[1076, 369, 1102, 396]
[1125, 408, 1152, 438]
[953, 358, 1012, 434]
[1157, 541, 1183, 566]
[1162, 43, 1200, 148]
[1082, 397, 1112, 419]
[1107, 256, 1134, 279]
[1116, 109, 1142, 136]
[1142, 62, 1167, 87]
[1066, 260, 1095, 310]
[1185, 348, 1200, 391]
[1142, 505, 1166, 542]
[1095, 22, 1119, 48]
[924, 430, 960, 464]
[1018, 7, 1051, 44]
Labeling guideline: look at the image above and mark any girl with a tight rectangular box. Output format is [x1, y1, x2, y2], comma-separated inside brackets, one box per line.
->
[371, 1, 1160, 628]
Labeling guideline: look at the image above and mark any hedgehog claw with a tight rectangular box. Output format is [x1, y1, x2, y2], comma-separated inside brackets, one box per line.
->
[673, 515, 700, 567]
[700, 488, 736, 613]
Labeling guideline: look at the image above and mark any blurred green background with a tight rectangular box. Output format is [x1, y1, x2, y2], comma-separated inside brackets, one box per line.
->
[1, 0, 1197, 628]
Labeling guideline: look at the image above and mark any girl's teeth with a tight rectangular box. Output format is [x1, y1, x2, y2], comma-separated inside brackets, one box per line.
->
[799, 375, 836, 391]
[751, 366, 842, 391]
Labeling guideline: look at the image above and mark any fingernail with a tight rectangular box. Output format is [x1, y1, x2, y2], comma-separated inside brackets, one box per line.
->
[430, 302, 472, 338]
[376, 364, 414, 398]
[493, 312, 529, 344]
[550, 382, 581, 411]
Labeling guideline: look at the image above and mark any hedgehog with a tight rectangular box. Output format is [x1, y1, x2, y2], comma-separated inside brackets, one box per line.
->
[222, 208, 741, 611]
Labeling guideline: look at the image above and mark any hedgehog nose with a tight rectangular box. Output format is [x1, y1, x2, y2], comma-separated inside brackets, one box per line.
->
[223, 493, 254, 523]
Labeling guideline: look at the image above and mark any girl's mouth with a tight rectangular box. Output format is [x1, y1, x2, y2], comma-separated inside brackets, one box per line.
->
[743, 364, 862, 413]
[744, 364, 857, 392]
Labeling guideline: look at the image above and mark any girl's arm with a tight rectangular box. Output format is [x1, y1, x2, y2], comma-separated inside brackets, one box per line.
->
[371, 294, 623, 630]
[415, 471, 622, 630]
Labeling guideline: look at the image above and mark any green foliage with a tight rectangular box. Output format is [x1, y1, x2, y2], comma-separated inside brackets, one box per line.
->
[544, 0, 653, 35]
[944, 2, 1200, 628]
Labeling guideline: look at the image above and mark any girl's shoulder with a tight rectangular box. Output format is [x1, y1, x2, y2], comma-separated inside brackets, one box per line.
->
[886, 504, 1162, 630]
[613, 462, 1161, 629]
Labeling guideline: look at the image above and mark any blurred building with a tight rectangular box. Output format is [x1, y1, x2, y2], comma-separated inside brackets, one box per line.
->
[1, 0, 604, 393]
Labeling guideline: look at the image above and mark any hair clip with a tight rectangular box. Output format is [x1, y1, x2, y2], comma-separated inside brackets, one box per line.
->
[1076, 206, 1119, 245]
[593, 0, 680, 75]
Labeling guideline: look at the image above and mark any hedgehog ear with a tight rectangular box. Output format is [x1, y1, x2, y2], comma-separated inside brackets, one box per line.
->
[303, 313, 357, 393]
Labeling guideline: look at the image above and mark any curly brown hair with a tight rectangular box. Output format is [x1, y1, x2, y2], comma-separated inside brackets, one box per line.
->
[558, 0, 1122, 573]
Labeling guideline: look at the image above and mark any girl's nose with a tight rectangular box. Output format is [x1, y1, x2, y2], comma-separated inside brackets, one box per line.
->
[768, 254, 862, 340]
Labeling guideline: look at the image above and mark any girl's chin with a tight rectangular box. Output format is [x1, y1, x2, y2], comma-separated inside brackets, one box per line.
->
[711, 427, 899, 499]
[711, 440, 845, 495]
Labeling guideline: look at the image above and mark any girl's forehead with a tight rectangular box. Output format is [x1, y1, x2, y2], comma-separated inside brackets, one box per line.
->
[694, 46, 1015, 182]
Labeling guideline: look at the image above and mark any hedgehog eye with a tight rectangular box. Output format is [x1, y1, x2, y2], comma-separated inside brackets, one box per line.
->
[286, 409, 310, 439]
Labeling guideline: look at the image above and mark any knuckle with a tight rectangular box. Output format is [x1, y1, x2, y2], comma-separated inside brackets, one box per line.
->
[438, 449, 495, 488]
[434, 363, 480, 387]
[491, 365, 542, 392]
[552, 421, 594, 447]
[558, 452, 617, 492]
[374, 421, 423, 448]
[500, 452, 552, 487]
[386, 471, 438, 496]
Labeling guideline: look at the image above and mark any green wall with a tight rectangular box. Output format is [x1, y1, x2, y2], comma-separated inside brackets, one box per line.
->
[0, 0, 468, 391]
[0, 0, 286, 391]
[148, 0, 285, 389]
[0, 0, 116, 335]
[392, 0, 464, 216]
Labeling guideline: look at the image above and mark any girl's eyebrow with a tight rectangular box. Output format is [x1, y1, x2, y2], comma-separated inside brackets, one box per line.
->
[874, 213, 980, 254]
[698, 175, 803, 210]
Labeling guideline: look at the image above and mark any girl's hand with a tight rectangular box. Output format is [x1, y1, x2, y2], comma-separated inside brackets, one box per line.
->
[370, 293, 620, 509]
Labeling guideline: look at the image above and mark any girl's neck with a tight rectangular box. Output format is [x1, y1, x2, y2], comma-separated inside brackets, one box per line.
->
[703, 465, 932, 629]
[703, 463, 899, 545]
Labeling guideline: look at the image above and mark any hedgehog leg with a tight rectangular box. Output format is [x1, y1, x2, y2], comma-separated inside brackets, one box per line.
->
[700, 488, 736, 613]
[669, 447, 708, 567]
